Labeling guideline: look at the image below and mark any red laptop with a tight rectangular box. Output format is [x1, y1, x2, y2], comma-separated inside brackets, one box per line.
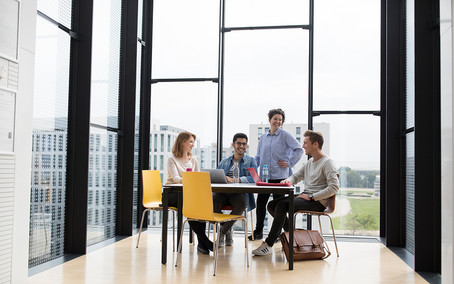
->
[248, 168, 292, 186]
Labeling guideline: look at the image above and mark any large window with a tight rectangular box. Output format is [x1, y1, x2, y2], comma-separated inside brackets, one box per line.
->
[312, 0, 381, 236]
[133, 0, 144, 230]
[147, 0, 219, 228]
[313, 0, 380, 111]
[87, 0, 122, 246]
[29, 2, 71, 267]
[222, 0, 310, 232]
[314, 116, 380, 236]
[147, 0, 381, 236]
[150, 83, 218, 180]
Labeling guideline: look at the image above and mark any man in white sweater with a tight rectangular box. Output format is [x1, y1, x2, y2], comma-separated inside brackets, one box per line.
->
[252, 130, 339, 256]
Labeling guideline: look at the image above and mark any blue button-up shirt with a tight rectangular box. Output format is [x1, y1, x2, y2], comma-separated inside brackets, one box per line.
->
[217, 154, 257, 210]
[255, 128, 303, 180]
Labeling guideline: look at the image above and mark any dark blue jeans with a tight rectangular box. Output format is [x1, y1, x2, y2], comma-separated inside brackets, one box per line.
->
[254, 179, 285, 233]
[213, 192, 247, 234]
[264, 195, 326, 247]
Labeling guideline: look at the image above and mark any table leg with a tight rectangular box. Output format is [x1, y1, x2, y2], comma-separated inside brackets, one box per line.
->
[162, 189, 169, 265]
[288, 192, 294, 270]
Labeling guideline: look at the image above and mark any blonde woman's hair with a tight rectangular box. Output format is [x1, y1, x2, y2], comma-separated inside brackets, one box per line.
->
[172, 131, 196, 158]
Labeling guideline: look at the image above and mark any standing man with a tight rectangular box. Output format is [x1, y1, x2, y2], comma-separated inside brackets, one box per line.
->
[252, 130, 339, 256]
[215, 133, 258, 247]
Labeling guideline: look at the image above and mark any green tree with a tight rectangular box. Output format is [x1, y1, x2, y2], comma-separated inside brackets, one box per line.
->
[346, 170, 362, 188]
[362, 173, 377, 188]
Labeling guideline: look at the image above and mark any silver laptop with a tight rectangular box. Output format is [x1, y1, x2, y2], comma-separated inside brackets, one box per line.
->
[201, 169, 228, 184]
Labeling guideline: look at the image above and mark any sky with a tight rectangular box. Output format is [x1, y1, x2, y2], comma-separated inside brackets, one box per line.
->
[149, 0, 381, 170]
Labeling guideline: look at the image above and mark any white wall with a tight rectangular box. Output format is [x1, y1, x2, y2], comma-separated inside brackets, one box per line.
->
[11, 0, 37, 283]
[441, 0, 453, 282]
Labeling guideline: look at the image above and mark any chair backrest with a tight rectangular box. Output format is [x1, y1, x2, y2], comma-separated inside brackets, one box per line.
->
[182, 172, 215, 221]
[322, 173, 339, 214]
[142, 170, 163, 206]
[324, 194, 336, 214]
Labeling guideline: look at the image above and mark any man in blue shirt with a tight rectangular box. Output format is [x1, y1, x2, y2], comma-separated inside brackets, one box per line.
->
[215, 133, 257, 247]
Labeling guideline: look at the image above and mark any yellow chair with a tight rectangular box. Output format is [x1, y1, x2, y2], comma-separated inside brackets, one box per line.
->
[136, 170, 177, 250]
[293, 194, 339, 257]
[176, 172, 249, 276]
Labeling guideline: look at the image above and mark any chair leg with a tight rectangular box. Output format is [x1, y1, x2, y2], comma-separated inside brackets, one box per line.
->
[136, 208, 149, 248]
[293, 213, 297, 229]
[328, 215, 339, 257]
[317, 215, 323, 236]
[249, 211, 254, 241]
[242, 211, 248, 244]
[244, 217, 249, 267]
[172, 211, 175, 252]
[175, 219, 188, 267]
[213, 223, 218, 276]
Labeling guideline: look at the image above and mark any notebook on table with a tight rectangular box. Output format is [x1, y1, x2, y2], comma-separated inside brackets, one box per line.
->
[201, 169, 228, 184]
[247, 168, 292, 186]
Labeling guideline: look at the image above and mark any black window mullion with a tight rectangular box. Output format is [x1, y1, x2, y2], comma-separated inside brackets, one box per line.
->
[136, 0, 153, 228]
[65, 0, 94, 254]
[116, 0, 139, 236]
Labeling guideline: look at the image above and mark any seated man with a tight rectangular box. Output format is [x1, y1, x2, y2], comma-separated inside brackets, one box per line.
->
[252, 130, 339, 256]
[215, 133, 257, 247]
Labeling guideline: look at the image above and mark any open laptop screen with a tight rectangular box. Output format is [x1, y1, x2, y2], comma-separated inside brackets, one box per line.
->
[247, 168, 292, 186]
[200, 169, 228, 184]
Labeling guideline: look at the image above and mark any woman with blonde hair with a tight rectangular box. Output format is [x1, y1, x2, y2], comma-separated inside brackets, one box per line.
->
[165, 131, 213, 254]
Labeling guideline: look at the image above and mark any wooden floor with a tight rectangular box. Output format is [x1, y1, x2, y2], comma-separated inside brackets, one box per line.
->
[28, 230, 427, 284]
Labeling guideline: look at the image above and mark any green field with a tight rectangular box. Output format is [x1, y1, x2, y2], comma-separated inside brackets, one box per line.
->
[333, 197, 380, 231]
[338, 190, 374, 196]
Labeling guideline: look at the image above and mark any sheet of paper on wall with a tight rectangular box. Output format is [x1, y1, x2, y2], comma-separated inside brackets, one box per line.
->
[0, 90, 15, 152]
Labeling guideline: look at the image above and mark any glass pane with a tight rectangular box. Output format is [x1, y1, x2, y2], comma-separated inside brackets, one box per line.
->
[313, 0, 380, 111]
[37, 0, 72, 29]
[224, 29, 309, 149]
[29, 15, 70, 267]
[152, 0, 218, 78]
[147, 82, 217, 228]
[87, 127, 118, 246]
[90, 0, 122, 128]
[151, 83, 217, 168]
[405, 131, 415, 253]
[404, 0, 415, 254]
[133, 39, 143, 229]
[313, 115, 380, 236]
[137, 0, 143, 40]
[224, 29, 309, 233]
[225, 0, 309, 27]
[405, 0, 415, 129]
